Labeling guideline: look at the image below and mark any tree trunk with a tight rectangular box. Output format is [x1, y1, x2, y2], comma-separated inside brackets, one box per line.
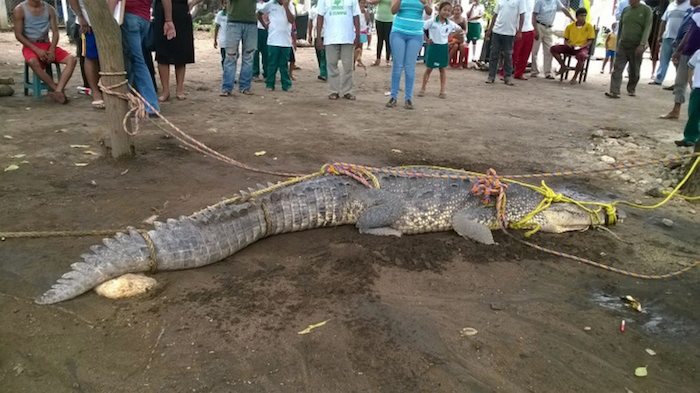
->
[83, 0, 134, 158]
[0, 0, 9, 30]
[682, 142, 700, 199]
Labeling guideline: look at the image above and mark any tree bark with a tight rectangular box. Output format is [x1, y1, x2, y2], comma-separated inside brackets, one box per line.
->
[83, 0, 134, 158]
[682, 142, 700, 199]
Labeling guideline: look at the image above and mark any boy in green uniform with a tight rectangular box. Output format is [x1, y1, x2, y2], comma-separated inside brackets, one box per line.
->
[606, 0, 653, 98]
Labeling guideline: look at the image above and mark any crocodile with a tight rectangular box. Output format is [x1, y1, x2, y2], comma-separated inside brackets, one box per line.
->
[36, 167, 615, 304]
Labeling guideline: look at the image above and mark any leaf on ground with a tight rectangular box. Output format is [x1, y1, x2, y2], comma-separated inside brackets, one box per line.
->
[4, 164, 19, 172]
[120, 169, 129, 175]
[83, 150, 98, 156]
[3, 135, 13, 139]
[70, 144, 91, 149]
[297, 320, 330, 335]
[254, 151, 266, 156]
[74, 163, 89, 167]
[460, 327, 478, 337]
[634, 366, 648, 377]
[645, 348, 656, 356]
[391, 149, 403, 154]
[11, 154, 26, 158]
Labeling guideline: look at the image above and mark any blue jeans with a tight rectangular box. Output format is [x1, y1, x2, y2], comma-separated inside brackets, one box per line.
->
[222, 22, 258, 93]
[122, 13, 159, 113]
[390, 31, 423, 101]
[655, 37, 674, 83]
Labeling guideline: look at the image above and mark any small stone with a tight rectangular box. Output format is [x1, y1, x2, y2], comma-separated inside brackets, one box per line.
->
[490, 303, 505, 311]
[645, 187, 664, 198]
[662, 180, 673, 188]
[592, 129, 605, 138]
[600, 155, 616, 164]
[619, 174, 631, 182]
[661, 218, 674, 227]
[583, 326, 592, 331]
[655, 178, 663, 184]
[690, 209, 697, 214]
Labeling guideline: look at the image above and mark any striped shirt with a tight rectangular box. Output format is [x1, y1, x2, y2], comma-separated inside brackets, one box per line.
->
[392, 0, 426, 36]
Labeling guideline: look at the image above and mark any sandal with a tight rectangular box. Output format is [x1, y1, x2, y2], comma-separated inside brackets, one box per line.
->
[371, 59, 380, 66]
[219, 91, 232, 97]
[91, 100, 105, 109]
[176, 94, 186, 100]
[604, 92, 620, 99]
[328, 93, 340, 100]
[343, 93, 356, 100]
[438, 92, 446, 99]
[240, 89, 253, 95]
[158, 94, 170, 102]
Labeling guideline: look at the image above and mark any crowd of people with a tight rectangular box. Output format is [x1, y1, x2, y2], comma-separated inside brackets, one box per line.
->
[10, 0, 700, 146]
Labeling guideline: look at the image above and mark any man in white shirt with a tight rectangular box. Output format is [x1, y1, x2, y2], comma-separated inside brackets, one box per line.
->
[651, 0, 692, 84]
[512, 0, 535, 79]
[485, 0, 525, 85]
[530, 0, 574, 78]
[316, 0, 361, 100]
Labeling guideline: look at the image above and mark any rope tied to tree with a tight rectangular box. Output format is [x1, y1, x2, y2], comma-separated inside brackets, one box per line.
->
[97, 71, 147, 137]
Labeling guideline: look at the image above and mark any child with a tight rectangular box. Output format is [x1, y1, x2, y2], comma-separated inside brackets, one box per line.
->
[675, 49, 700, 147]
[448, 4, 467, 68]
[356, 0, 370, 71]
[258, 0, 295, 91]
[601, 23, 617, 74]
[214, 0, 228, 69]
[419, 2, 460, 98]
[13, 0, 77, 104]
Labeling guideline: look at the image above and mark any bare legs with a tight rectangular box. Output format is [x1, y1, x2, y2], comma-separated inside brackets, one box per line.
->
[158, 63, 186, 101]
[419, 67, 447, 98]
[28, 55, 77, 104]
[84, 58, 103, 103]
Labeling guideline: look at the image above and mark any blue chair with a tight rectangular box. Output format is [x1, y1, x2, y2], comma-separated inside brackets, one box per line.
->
[23, 62, 62, 98]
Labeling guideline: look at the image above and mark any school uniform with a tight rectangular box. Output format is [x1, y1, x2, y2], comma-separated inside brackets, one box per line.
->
[424, 17, 460, 68]
[258, 0, 295, 90]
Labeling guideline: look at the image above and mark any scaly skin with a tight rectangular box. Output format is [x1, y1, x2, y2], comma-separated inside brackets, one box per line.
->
[36, 168, 601, 304]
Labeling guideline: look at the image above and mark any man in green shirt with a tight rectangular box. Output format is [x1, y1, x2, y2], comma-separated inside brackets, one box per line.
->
[222, 0, 259, 95]
[606, 0, 653, 98]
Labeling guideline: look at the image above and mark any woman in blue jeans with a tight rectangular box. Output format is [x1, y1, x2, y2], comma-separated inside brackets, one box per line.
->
[386, 0, 432, 109]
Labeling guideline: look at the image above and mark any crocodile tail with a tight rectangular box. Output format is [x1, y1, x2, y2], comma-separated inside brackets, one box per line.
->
[35, 228, 152, 305]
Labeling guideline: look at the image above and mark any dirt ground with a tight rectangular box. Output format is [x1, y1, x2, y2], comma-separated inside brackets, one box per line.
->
[0, 30, 698, 392]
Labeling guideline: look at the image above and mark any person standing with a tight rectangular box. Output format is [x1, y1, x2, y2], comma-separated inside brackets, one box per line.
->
[258, 0, 295, 91]
[661, 0, 700, 119]
[112, 0, 173, 113]
[485, 0, 525, 85]
[154, 0, 195, 101]
[222, 0, 259, 95]
[253, 0, 270, 82]
[650, 0, 691, 85]
[606, 0, 653, 98]
[530, 0, 574, 78]
[316, 0, 361, 100]
[386, 0, 432, 109]
[675, 48, 700, 146]
[419, 1, 460, 98]
[370, 0, 394, 66]
[466, 0, 485, 61]
[308, 3, 328, 81]
[512, 0, 535, 79]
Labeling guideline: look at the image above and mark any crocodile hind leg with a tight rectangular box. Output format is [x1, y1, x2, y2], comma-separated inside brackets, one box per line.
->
[356, 192, 405, 237]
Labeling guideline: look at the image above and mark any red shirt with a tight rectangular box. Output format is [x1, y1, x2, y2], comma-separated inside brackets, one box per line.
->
[125, 0, 152, 21]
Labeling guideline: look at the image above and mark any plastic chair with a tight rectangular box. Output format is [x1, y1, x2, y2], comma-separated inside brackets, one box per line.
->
[23, 62, 62, 98]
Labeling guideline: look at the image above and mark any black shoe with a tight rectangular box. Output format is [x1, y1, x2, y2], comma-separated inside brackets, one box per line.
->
[386, 98, 397, 108]
[317, 75, 327, 81]
[674, 140, 695, 147]
[404, 100, 414, 110]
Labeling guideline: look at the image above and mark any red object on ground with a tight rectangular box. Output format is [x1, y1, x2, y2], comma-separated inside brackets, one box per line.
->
[620, 320, 626, 333]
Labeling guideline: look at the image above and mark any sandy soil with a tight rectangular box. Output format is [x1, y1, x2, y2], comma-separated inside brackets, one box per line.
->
[1, 31, 698, 392]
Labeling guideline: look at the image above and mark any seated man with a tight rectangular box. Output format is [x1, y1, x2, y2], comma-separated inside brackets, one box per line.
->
[13, 0, 77, 103]
[550, 7, 595, 84]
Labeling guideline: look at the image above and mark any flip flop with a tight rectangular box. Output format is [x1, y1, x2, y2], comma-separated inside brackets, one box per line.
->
[158, 94, 170, 102]
[176, 94, 186, 100]
[343, 93, 356, 100]
[605, 92, 620, 99]
[329, 93, 340, 100]
[219, 91, 231, 97]
[91, 100, 105, 109]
